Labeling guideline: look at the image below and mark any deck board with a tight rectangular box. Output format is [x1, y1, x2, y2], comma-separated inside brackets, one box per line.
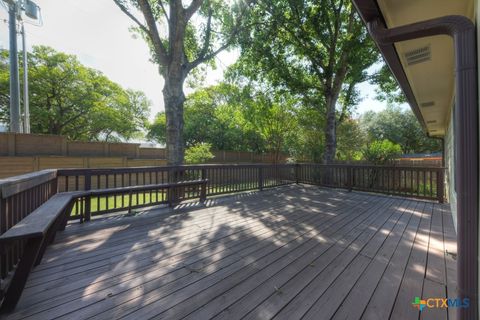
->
[4, 185, 457, 320]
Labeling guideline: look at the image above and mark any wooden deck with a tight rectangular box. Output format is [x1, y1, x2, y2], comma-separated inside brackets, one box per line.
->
[4, 185, 457, 320]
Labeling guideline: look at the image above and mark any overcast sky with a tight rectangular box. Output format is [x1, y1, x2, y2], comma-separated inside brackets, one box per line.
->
[0, 0, 393, 121]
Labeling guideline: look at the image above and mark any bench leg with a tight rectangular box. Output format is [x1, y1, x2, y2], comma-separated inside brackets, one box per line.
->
[1, 237, 43, 313]
[35, 214, 66, 266]
[59, 202, 75, 231]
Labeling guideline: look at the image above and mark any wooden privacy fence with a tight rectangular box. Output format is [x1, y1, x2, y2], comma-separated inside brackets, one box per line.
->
[0, 163, 445, 310]
[0, 133, 287, 163]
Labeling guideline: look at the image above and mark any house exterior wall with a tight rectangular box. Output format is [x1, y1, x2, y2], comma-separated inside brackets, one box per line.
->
[444, 107, 457, 231]
[477, 0, 480, 313]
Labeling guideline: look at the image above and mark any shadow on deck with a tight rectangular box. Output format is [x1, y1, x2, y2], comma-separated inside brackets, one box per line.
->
[4, 185, 456, 320]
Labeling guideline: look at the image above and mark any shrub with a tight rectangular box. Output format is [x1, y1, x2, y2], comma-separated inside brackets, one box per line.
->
[185, 143, 215, 164]
[362, 140, 402, 165]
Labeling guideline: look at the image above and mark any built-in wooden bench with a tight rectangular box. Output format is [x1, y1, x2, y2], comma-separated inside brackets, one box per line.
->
[0, 192, 78, 311]
[0, 179, 207, 312]
[87, 179, 208, 206]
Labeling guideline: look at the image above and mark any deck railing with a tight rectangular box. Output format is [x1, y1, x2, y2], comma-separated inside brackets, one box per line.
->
[0, 163, 444, 303]
[56, 164, 296, 220]
[297, 164, 444, 201]
[55, 163, 444, 221]
[0, 170, 58, 293]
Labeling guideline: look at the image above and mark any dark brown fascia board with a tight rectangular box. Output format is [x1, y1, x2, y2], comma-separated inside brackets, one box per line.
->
[351, 0, 428, 132]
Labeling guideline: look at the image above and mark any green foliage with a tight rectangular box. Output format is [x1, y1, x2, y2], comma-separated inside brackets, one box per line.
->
[115, 0, 254, 164]
[362, 140, 402, 165]
[184, 142, 215, 164]
[336, 118, 366, 161]
[0, 46, 150, 141]
[232, 0, 379, 162]
[360, 106, 441, 154]
[148, 83, 262, 151]
[242, 90, 298, 162]
[370, 64, 407, 105]
[286, 106, 325, 162]
[148, 82, 298, 160]
[115, 0, 247, 77]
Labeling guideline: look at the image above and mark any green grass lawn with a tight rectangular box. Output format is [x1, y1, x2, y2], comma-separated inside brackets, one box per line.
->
[70, 191, 167, 217]
[69, 180, 292, 218]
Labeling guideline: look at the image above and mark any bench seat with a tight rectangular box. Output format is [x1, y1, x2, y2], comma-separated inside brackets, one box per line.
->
[0, 192, 81, 244]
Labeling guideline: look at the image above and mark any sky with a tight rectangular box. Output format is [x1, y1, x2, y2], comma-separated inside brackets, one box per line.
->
[0, 0, 393, 121]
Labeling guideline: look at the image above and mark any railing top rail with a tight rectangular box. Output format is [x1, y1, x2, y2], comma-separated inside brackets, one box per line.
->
[297, 163, 445, 170]
[0, 169, 57, 198]
[56, 163, 296, 175]
[55, 163, 446, 177]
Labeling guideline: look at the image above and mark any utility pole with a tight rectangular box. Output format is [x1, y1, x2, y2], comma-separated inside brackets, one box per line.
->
[4, 0, 40, 133]
[8, 2, 21, 133]
[21, 22, 29, 133]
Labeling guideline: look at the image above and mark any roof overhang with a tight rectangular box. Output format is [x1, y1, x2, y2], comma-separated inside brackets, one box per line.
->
[352, 0, 475, 137]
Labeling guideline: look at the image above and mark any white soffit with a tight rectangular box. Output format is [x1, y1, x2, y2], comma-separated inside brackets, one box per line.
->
[376, 0, 474, 136]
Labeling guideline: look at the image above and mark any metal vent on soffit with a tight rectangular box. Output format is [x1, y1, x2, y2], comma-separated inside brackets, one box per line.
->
[420, 101, 435, 108]
[404, 45, 431, 66]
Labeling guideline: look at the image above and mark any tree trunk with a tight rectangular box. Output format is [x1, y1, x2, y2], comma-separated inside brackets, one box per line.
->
[323, 94, 337, 164]
[163, 75, 185, 165]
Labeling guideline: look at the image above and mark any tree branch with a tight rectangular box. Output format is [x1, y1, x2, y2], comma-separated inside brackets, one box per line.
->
[186, 41, 230, 72]
[188, 7, 213, 70]
[157, 0, 170, 23]
[186, 0, 253, 72]
[185, 0, 204, 22]
[137, 0, 169, 65]
[332, 7, 355, 94]
[113, 0, 150, 34]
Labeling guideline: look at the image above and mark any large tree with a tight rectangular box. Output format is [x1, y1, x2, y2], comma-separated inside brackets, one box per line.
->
[0, 46, 150, 141]
[148, 83, 263, 151]
[114, 0, 253, 164]
[233, 0, 378, 163]
[148, 82, 297, 160]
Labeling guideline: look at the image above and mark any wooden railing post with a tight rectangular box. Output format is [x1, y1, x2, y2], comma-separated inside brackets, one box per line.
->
[50, 176, 58, 196]
[0, 236, 43, 312]
[200, 169, 207, 202]
[437, 168, 445, 203]
[84, 172, 91, 222]
[167, 167, 174, 206]
[295, 164, 300, 184]
[258, 166, 264, 191]
[347, 166, 353, 192]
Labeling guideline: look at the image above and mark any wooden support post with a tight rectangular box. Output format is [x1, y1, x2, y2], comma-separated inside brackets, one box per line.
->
[295, 164, 300, 184]
[59, 201, 75, 231]
[84, 173, 91, 222]
[437, 169, 445, 203]
[258, 166, 264, 191]
[127, 190, 132, 213]
[347, 166, 353, 192]
[200, 169, 207, 203]
[35, 215, 61, 266]
[0, 237, 43, 313]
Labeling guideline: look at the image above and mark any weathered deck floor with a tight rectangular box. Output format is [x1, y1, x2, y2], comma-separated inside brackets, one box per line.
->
[5, 185, 457, 320]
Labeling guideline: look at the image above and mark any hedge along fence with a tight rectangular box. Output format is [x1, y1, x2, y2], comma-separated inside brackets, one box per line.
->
[0, 133, 287, 163]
